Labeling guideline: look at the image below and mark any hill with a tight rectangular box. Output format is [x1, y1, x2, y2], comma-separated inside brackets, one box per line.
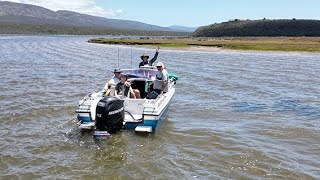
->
[190, 19, 320, 37]
[0, 23, 188, 36]
[0, 1, 188, 35]
[168, 25, 198, 32]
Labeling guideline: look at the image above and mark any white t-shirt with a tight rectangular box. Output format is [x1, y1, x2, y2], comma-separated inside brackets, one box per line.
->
[104, 76, 120, 90]
[153, 69, 169, 92]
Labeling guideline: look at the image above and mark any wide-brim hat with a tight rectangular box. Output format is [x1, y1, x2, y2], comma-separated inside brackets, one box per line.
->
[140, 53, 149, 60]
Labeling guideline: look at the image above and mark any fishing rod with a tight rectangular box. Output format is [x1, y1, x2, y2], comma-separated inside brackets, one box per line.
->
[131, 45, 133, 68]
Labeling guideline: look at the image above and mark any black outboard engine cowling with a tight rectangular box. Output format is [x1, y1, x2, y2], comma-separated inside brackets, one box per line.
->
[95, 97, 124, 133]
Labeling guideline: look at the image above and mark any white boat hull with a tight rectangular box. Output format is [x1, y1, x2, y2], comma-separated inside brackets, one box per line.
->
[76, 68, 177, 133]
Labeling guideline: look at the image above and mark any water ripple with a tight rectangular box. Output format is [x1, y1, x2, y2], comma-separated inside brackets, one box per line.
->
[0, 35, 320, 179]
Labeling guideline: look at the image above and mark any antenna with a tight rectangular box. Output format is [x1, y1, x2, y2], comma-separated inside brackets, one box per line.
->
[117, 47, 120, 68]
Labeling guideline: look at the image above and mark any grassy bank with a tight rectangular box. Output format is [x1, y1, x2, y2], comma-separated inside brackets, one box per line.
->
[88, 37, 320, 52]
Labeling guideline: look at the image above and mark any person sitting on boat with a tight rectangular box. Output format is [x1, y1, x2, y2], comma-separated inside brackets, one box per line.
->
[139, 46, 160, 68]
[115, 74, 141, 99]
[148, 62, 168, 96]
[104, 68, 122, 96]
[104, 68, 121, 90]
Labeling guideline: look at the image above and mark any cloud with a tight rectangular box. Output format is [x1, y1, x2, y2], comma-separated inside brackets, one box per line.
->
[1, 0, 123, 17]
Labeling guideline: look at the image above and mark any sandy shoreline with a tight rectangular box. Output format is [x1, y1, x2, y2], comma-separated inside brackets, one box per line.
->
[120, 44, 320, 54]
[116, 43, 232, 52]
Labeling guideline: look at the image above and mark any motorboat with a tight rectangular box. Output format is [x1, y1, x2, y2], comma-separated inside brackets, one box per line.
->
[75, 67, 178, 136]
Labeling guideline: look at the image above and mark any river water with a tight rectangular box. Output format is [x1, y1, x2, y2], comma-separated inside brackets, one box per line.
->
[0, 35, 319, 179]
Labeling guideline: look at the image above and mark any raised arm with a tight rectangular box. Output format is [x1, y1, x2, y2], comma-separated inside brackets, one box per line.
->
[149, 47, 160, 66]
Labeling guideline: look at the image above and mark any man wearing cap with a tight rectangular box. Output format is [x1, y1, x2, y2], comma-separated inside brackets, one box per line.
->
[139, 47, 160, 68]
[104, 68, 121, 92]
[148, 62, 169, 95]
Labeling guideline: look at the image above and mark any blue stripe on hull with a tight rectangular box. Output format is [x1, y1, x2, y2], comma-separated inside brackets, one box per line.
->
[153, 104, 170, 131]
[124, 103, 170, 132]
[77, 115, 92, 123]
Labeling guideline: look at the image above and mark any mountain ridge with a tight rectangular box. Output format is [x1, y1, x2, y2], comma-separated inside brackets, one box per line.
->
[0, 1, 177, 32]
[168, 25, 198, 32]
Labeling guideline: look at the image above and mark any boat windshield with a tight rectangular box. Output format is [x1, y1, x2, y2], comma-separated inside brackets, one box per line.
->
[120, 68, 159, 79]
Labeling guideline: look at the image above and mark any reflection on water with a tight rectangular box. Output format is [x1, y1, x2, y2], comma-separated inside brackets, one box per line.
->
[0, 35, 320, 179]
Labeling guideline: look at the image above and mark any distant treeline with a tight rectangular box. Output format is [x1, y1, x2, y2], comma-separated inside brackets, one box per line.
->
[0, 23, 190, 36]
[191, 19, 320, 37]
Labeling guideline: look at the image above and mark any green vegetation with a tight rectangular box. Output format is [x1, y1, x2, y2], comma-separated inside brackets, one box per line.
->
[191, 19, 320, 37]
[158, 43, 190, 47]
[0, 23, 189, 36]
[88, 37, 320, 52]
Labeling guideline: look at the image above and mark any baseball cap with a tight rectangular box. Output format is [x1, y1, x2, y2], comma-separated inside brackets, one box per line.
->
[156, 62, 164, 67]
[113, 68, 121, 73]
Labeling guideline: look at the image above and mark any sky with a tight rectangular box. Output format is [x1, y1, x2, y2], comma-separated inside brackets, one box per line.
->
[2, 0, 320, 27]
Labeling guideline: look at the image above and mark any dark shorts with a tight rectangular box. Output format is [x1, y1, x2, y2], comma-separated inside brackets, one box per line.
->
[154, 89, 167, 94]
[153, 89, 162, 94]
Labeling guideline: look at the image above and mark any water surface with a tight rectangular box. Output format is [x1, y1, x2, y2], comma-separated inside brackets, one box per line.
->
[0, 35, 319, 179]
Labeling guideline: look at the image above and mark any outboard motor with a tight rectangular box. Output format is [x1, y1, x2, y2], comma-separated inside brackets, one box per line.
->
[95, 97, 124, 134]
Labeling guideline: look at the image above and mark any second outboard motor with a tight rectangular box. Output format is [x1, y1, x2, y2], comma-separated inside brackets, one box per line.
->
[95, 97, 124, 134]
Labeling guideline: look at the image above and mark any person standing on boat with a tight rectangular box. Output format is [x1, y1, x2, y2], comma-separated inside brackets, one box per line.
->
[139, 47, 160, 68]
[148, 62, 168, 95]
[104, 68, 121, 92]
